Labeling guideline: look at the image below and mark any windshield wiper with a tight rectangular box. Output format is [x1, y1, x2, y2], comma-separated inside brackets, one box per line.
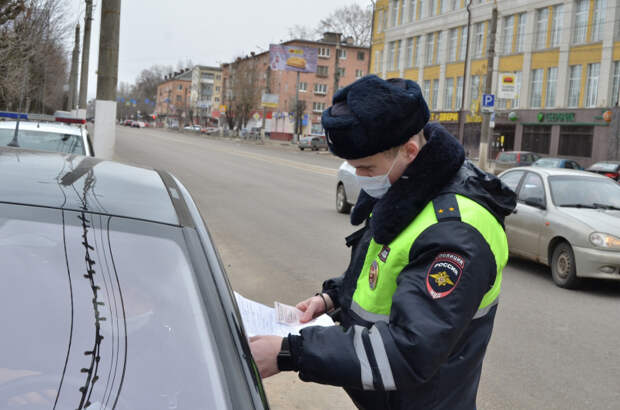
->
[559, 203, 598, 209]
[593, 203, 620, 211]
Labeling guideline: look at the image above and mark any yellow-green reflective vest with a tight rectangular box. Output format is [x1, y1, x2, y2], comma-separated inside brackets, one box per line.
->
[350, 194, 508, 323]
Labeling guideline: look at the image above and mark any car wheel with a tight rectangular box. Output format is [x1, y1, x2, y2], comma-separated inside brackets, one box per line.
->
[299, 147, 304, 151]
[336, 183, 352, 214]
[551, 242, 581, 289]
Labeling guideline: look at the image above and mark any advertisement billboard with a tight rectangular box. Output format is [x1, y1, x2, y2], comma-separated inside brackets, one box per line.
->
[269, 44, 318, 73]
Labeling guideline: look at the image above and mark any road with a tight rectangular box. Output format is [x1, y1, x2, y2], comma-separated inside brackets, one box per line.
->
[114, 126, 620, 410]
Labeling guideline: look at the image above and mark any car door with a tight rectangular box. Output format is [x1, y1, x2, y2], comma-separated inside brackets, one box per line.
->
[499, 170, 525, 254]
[510, 172, 547, 260]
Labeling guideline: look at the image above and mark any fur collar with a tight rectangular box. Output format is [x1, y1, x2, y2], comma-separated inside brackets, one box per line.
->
[350, 122, 465, 245]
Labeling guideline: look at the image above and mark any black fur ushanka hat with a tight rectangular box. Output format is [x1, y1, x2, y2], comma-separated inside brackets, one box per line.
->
[321, 75, 430, 160]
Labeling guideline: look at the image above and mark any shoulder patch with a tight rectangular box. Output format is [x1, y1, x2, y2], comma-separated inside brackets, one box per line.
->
[426, 252, 465, 299]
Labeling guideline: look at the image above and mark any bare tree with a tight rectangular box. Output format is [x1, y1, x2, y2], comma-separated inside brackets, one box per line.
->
[287, 24, 317, 41]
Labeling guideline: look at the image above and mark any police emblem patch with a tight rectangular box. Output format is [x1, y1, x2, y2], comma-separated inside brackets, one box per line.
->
[369, 260, 379, 290]
[378, 245, 390, 262]
[426, 252, 464, 299]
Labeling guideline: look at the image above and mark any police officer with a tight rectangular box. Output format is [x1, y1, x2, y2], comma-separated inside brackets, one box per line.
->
[250, 75, 516, 409]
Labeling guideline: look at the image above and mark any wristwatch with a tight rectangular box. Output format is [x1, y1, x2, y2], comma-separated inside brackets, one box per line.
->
[277, 337, 295, 371]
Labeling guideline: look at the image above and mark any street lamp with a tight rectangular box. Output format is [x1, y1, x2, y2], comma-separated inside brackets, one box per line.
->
[457, 0, 473, 145]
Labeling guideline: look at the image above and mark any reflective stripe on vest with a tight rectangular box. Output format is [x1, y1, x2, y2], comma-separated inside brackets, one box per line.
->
[351, 194, 508, 323]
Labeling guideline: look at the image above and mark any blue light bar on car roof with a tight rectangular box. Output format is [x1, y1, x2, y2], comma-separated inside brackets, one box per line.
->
[0, 111, 28, 120]
[0, 111, 78, 123]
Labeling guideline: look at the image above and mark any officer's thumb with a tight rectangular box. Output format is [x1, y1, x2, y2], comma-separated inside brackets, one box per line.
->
[300, 306, 316, 323]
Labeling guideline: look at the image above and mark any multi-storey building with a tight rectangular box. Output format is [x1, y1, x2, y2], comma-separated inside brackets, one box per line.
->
[222, 33, 370, 140]
[155, 69, 192, 126]
[190, 66, 223, 126]
[371, 0, 620, 165]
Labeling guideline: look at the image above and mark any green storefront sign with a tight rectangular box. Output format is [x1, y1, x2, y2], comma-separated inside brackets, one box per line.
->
[537, 112, 576, 123]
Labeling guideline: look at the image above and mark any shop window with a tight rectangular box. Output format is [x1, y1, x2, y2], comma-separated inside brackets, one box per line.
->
[558, 126, 593, 157]
[522, 125, 551, 154]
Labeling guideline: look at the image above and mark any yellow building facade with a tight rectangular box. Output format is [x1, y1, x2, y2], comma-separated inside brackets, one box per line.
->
[371, 0, 620, 165]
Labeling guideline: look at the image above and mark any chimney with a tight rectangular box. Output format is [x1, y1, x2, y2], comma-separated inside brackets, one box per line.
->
[345, 36, 354, 45]
[322, 32, 342, 44]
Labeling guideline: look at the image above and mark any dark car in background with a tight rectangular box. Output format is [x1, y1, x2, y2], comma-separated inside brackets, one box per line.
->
[0, 147, 268, 409]
[494, 151, 540, 174]
[533, 157, 583, 170]
[299, 135, 328, 151]
[586, 161, 620, 182]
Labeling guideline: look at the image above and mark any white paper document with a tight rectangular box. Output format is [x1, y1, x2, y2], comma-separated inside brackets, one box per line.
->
[234, 292, 335, 337]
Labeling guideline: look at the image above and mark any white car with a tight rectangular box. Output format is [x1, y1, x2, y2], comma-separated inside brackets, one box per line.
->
[0, 120, 93, 156]
[184, 124, 201, 132]
[336, 161, 361, 213]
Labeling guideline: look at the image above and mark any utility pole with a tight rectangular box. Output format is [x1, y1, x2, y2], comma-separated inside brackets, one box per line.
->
[78, 0, 94, 111]
[457, 0, 472, 145]
[368, 1, 376, 74]
[478, 3, 498, 172]
[68, 24, 80, 111]
[94, 0, 121, 159]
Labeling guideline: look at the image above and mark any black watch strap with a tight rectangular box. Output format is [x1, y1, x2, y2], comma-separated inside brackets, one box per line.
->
[277, 337, 295, 371]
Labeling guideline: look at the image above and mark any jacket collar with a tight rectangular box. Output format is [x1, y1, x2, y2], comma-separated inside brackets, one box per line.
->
[350, 123, 465, 245]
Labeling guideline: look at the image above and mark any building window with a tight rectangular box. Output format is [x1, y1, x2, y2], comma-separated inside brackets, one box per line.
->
[558, 126, 593, 157]
[441, 0, 449, 14]
[388, 41, 396, 71]
[444, 77, 454, 110]
[513, 71, 522, 108]
[503, 15, 514, 55]
[311, 123, 324, 134]
[419, 0, 426, 19]
[436, 31, 445, 64]
[215, 97, 219, 102]
[312, 102, 326, 113]
[178, 85, 183, 90]
[405, 37, 414, 68]
[530, 68, 543, 108]
[374, 51, 381, 73]
[545, 67, 558, 108]
[314, 83, 328, 95]
[215, 86, 221, 92]
[378, 50, 384, 73]
[535, 8, 549, 50]
[585, 63, 600, 107]
[592, 0, 606, 42]
[398, 40, 405, 70]
[522, 125, 552, 154]
[391, 0, 399, 27]
[448, 28, 458, 62]
[413, 36, 420, 66]
[470, 75, 482, 103]
[429, 0, 437, 16]
[425, 34, 435, 66]
[337, 49, 347, 59]
[408, 0, 416, 22]
[357, 51, 365, 61]
[456, 76, 463, 109]
[176, 95, 182, 102]
[337, 67, 345, 78]
[423, 79, 431, 100]
[299, 82, 308, 92]
[516, 13, 527, 53]
[573, 0, 589, 44]
[568, 65, 582, 107]
[377, 9, 384, 32]
[612, 61, 620, 106]
[355, 69, 364, 78]
[317, 65, 328, 77]
[459, 25, 468, 61]
[431, 79, 439, 110]
[318, 47, 331, 58]
[550, 4, 563, 47]
[473, 22, 485, 59]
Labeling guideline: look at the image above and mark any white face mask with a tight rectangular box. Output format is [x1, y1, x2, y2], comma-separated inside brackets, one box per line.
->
[355, 155, 399, 199]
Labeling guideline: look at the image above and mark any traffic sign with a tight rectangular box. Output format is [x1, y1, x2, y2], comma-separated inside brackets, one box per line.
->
[482, 93, 495, 113]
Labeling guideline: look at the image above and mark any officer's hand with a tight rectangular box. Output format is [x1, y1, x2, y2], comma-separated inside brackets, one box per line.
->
[249, 335, 282, 378]
[296, 293, 333, 323]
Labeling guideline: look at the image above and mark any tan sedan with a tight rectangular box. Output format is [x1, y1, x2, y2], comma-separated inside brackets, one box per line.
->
[498, 167, 620, 288]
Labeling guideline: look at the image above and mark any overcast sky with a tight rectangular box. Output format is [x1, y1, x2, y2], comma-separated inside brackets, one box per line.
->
[67, 0, 369, 99]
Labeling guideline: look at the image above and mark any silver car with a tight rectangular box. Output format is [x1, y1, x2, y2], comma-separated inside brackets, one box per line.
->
[336, 161, 361, 213]
[499, 167, 620, 288]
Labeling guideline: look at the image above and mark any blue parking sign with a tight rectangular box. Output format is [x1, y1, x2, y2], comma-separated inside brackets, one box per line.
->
[482, 94, 495, 108]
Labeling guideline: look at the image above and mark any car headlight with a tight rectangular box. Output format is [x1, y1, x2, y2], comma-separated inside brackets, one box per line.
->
[589, 232, 620, 250]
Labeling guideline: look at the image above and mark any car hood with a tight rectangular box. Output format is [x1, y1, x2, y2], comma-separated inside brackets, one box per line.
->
[557, 207, 620, 234]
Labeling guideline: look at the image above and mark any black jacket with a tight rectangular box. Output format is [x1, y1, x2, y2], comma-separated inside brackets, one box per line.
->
[287, 123, 516, 409]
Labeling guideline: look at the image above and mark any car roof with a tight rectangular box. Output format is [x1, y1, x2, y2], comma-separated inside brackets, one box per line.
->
[591, 160, 620, 165]
[0, 120, 84, 136]
[0, 147, 182, 226]
[507, 166, 609, 179]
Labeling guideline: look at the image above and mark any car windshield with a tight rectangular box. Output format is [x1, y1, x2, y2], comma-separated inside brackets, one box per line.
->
[498, 153, 517, 162]
[0, 205, 227, 409]
[588, 162, 619, 172]
[549, 176, 620, 208]
[0, 128, 85, 155]
[535, 158, 561, 167]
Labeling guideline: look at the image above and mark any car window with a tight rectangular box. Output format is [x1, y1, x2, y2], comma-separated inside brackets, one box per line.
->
[549, 176, 620, 208]
[518, 172, 545, 205]
[535, 158, 560, 167]
[0, 128, 85, 155]
[589, 162, 620, 172]
[498, 152, 517, 162]
[499, 171, 524, 192]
